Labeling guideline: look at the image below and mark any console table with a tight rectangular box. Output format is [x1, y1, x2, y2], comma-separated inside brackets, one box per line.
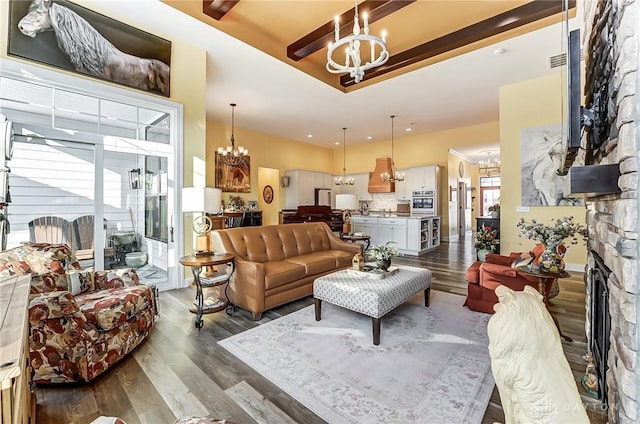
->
[180, 254, 236, 329]
[0, 275, 36, 424]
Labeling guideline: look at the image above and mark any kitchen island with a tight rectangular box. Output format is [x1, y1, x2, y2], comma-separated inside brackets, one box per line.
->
[352, 215, 440, 256]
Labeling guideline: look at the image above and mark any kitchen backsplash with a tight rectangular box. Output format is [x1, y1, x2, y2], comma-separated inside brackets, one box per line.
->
[365, 193, 409, 212]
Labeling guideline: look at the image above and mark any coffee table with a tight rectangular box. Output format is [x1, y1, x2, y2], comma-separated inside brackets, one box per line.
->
[313, 265, 432, 345]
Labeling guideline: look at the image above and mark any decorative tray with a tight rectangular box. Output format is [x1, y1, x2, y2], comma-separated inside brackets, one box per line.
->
[347, 265, 399, 279]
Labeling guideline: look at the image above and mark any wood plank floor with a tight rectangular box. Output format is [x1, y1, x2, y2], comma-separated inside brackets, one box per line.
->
[34, 236, 609, 424]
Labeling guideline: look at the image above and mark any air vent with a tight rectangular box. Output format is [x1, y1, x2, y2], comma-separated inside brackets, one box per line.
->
[549, 51, 585, 69]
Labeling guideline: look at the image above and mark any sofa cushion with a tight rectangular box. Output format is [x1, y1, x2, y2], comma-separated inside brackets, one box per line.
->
[76, 286, 152, 331]
[285, 252, 337, 276]
[263, 261, 307, 290]
[29, 291, 81, 322]
[313, 249, 356, 268]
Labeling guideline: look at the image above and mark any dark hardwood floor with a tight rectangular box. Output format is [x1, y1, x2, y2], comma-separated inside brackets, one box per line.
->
[35, 236, 608, 424]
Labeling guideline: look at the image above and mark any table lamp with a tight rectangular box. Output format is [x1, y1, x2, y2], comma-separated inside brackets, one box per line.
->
[182, 187, 222, 255]
[336, 193, 358, 234]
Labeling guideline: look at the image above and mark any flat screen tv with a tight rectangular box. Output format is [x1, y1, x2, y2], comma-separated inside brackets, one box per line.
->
[567, 28, 581, 149]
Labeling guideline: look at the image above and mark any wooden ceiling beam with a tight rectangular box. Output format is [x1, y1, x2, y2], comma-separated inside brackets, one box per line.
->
[287, 0, 416, 62]
[340, 0, 576, 87]
[203, 0, 239, 21]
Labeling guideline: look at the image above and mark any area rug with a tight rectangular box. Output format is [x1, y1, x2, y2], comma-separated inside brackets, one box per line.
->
[219, 291, 494, 424]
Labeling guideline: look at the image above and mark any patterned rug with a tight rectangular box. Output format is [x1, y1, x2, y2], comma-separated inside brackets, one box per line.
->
[219, 291, 494, 424]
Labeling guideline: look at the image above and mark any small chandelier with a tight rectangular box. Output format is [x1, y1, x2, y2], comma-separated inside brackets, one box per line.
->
[381, 115, 404, 182]
[217, 103, 248, 164]
[479, 151, 501, 176]
[335, 127, 355, 186]
[326, 0, 389, 83]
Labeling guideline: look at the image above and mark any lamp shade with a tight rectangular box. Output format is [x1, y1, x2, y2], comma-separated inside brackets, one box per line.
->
[182, 187, 222, 213]
[335, 193, 358, 211]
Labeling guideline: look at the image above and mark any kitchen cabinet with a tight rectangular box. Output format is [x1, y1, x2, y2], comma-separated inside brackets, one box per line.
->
[410, 165, 440, 190]
[285, 170, 315, 208]
[395, 168, 412, 200]
[286, 170, 335, 209]
[353, 173, 373, 201]
[406, 216, 441, 255]
[377, 218, 407, 250]
[351, 216, 378, 246]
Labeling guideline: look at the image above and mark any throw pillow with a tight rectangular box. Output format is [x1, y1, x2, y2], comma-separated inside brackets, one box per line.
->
[68, 269, 95, 295]
[511, 252, 534, 269]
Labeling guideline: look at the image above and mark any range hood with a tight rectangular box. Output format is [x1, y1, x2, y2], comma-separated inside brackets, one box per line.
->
[565, 164, 621, 197]
[368, 157, 396, 193]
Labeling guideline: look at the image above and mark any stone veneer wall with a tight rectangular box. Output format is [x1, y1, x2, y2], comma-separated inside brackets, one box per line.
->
[582, 0, 639, 422]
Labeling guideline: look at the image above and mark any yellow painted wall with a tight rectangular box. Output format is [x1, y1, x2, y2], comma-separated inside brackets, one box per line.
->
[0, 1, 208, 269]
[499, 74, 587, 267]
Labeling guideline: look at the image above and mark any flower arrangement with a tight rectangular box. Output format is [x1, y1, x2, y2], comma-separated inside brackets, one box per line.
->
[516, 216, 587, 251]
[227, 195, 245, 211]
[369, 242, 399, 261]
[474, 226, 498, 252]
[488, 203, 500, 212]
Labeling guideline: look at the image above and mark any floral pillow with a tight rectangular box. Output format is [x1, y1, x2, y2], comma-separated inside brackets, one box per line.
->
[510, 252, 533, 269]
[68, 269, 95, 295]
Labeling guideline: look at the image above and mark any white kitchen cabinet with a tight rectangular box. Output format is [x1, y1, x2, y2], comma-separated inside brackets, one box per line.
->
[405, 216, 441, 255]
[395, 168, 412, 200]
[410, 165, 438, 190]
[314, 172, 333, 189]
[285, 170, 315, 208]
[353, 173, 373, 201]
[377, 218, 407, 250]
[352, 216, 378, 246]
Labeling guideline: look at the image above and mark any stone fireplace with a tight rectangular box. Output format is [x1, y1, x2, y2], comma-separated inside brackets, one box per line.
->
[581, 0, 639, 422]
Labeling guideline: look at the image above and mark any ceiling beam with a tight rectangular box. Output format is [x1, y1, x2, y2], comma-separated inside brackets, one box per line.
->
[287, 0, 416, 62]
[203, 0, 239, 21]
[340, 0, 576, 87]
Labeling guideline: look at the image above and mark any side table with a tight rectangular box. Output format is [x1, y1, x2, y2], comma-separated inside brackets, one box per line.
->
[179, 253, 236, 329]
[339, 233, 371, 250]
[516, 265, 572, 342]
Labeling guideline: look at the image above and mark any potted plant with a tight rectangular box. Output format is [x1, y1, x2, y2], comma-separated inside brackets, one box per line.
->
[516, 216, 587, 272]
[369, 242, 399, 271]
[488, 203, 500, 218]
[474, 226, 498, 262]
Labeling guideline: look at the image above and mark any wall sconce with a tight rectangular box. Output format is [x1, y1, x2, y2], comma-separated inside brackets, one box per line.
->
[129, 168, 141, 189]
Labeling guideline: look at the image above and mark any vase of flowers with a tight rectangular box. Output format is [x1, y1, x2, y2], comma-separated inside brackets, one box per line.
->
[488, 203, 500, 218]
[369, 242, 399, 271]
[474, 226, 498, 262]
[517, 216, 587, 273]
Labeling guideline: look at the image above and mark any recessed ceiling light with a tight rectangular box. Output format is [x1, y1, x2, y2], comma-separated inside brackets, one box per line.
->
[405, 128, 412, 132]
[366, 136, 372, 140]
[335, 142, 340, 145]
[493, 48, 506, 56]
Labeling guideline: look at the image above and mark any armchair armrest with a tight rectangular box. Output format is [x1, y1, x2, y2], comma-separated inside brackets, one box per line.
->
[480, 262, 517, 278]
[29, 291, 81, 322]
[93, 268, 140, 291]
[486, 253, 519, 267]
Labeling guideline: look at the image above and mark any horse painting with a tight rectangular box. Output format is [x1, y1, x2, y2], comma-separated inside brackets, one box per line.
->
[17, 0, 170, 97]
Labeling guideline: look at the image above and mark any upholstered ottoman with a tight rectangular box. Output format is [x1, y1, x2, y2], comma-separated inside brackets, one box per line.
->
[313, 265, 432, 345]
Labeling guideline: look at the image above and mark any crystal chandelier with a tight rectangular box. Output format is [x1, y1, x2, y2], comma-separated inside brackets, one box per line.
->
[326, 0, 389, 83]
[217, 103, 248, 164]
[335, 127, 355, 186]
[479, 151, 501, 176]
[381, 115, 404, 182]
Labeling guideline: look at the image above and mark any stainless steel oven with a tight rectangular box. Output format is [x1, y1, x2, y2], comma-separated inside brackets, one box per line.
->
[411, 189, 435, 215]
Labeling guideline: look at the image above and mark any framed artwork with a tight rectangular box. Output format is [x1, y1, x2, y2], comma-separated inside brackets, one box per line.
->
[521, 124, 583, 206]
[248, 200, 258, 210]
[7, 0, 171, 97]
[215, 153, 250, 193]
[263, 185, 274, 204]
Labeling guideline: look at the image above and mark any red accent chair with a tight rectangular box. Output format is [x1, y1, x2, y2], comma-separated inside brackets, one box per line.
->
[464, 244, 554, 314]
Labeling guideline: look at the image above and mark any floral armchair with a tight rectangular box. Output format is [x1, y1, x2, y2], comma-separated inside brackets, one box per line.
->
[0, 243, 156, 383]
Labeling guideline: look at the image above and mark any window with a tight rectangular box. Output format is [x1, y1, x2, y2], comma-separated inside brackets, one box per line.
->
[480, 177, 501, 216]
[144, 155, 168, 242]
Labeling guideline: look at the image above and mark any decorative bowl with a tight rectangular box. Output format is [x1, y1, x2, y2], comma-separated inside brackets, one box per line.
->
[112, 231, 135, 245]
[125, 251, 147, 268]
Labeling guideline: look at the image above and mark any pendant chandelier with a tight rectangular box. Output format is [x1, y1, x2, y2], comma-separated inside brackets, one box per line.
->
[335, 127, 355, 186]
[381, 115, 404, 182]
[217, 103, 248, 165]
[326, 0, 389, 83]
[479, 151, 501, 176]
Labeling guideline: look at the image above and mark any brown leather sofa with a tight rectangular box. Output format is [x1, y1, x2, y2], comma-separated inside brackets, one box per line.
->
[211, 222, 362, 320]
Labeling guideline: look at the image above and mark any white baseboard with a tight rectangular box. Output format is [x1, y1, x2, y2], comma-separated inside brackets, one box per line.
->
[564, 262, 586, 273]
